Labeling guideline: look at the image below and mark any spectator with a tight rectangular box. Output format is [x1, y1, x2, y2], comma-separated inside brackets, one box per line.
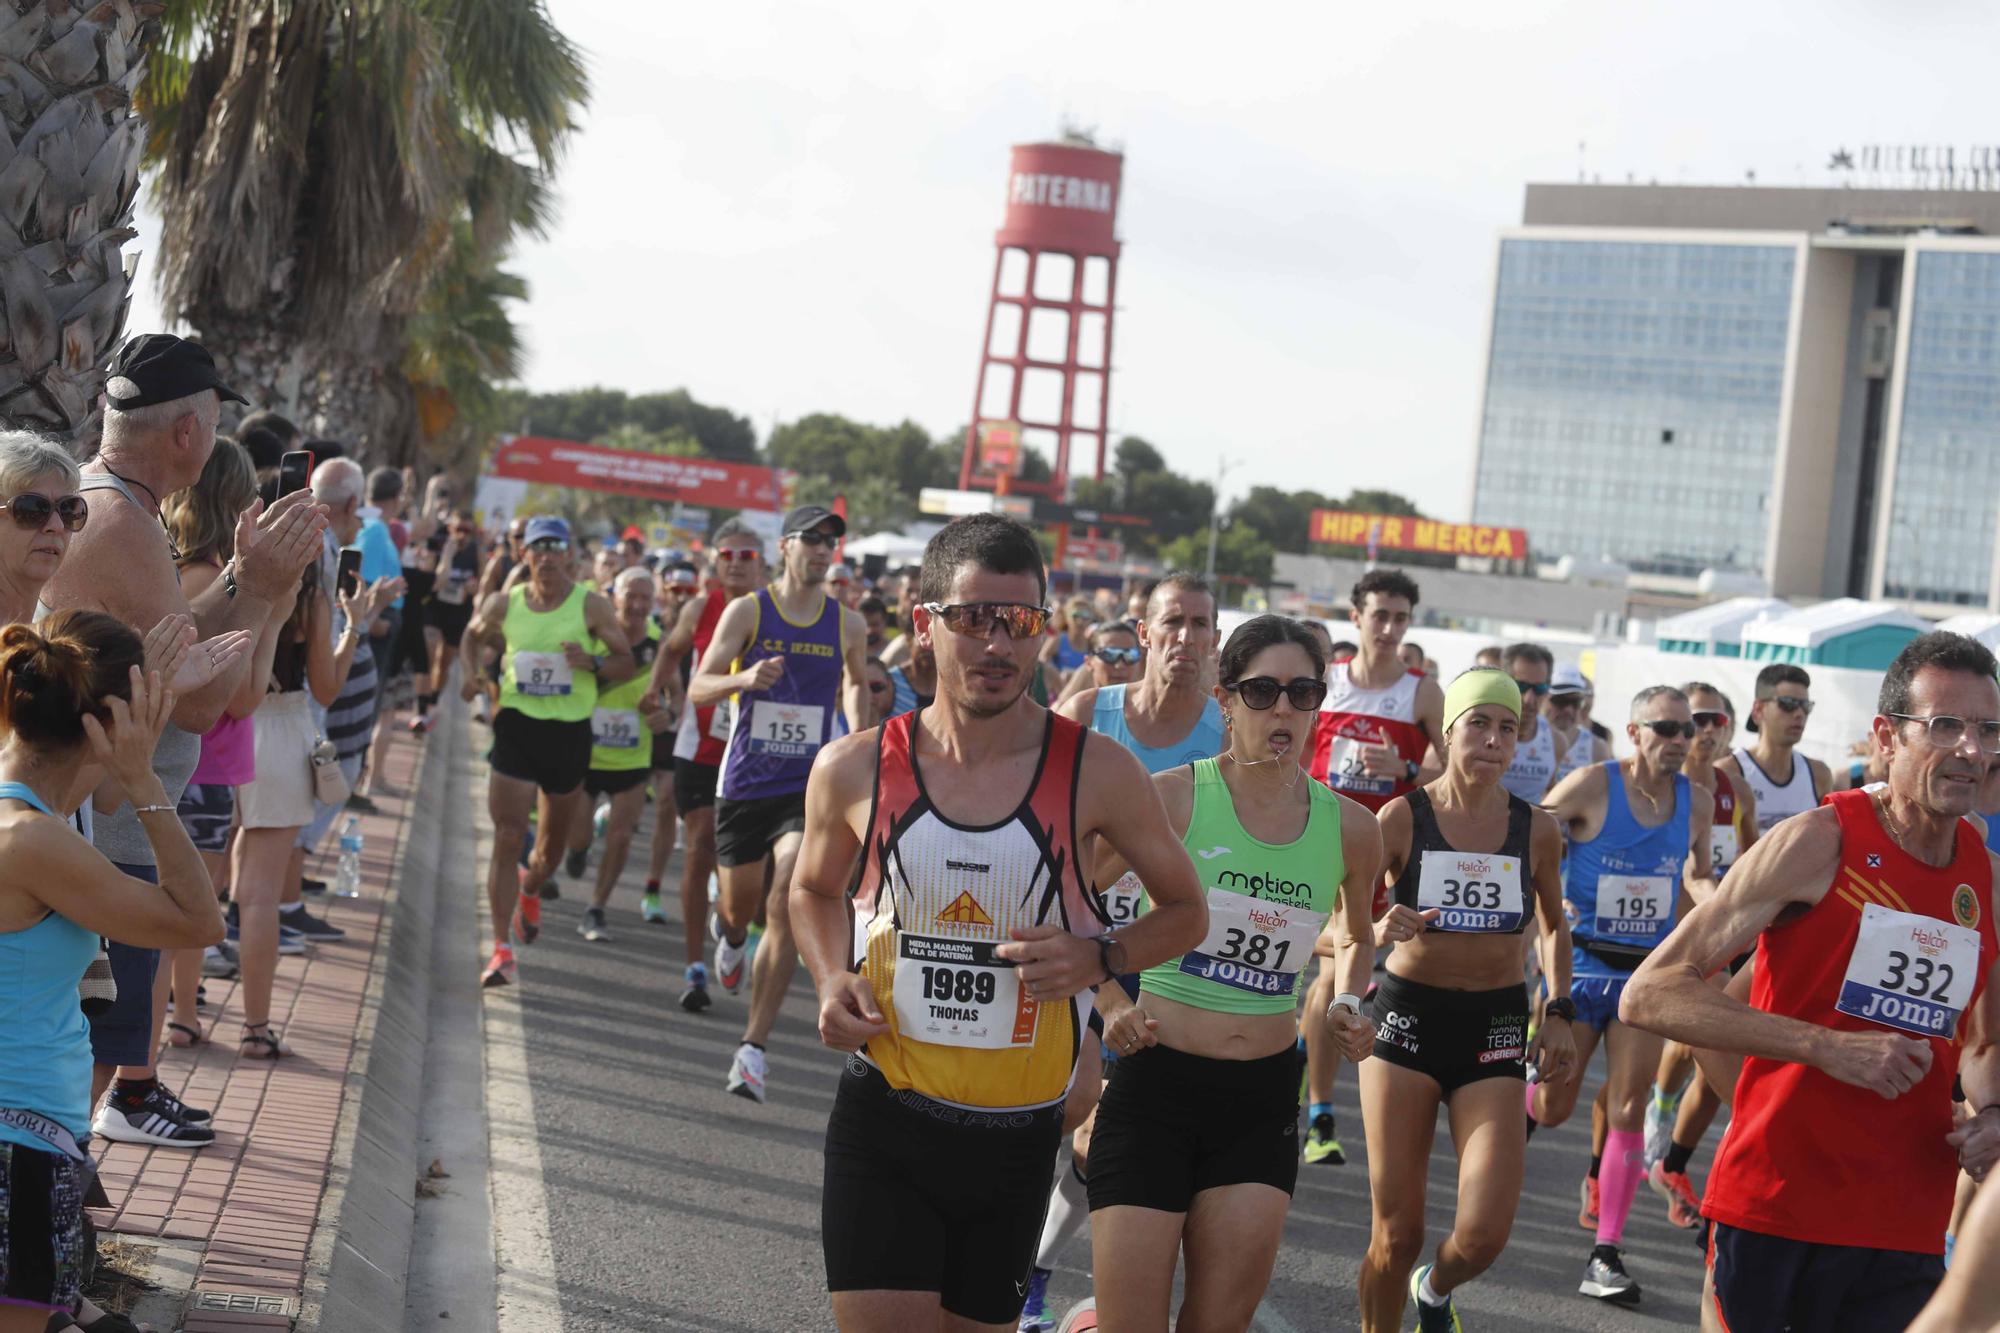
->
[42, 333, 319, 1143]
[861, 656, 894, 728]
[0, 612, 224, 1330]
[0, 433, 86, 625]
[828, 562, 858, 608]
[856, 595, 889, 655]
[237, 425, 284, 478]
[354, 467, 407, 799]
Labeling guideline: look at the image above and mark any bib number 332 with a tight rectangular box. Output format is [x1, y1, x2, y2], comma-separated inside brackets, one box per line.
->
[1836, 902, 1980, 1038]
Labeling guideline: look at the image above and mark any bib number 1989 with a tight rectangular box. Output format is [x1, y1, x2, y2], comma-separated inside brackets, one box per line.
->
[918, 966, 996, 1006]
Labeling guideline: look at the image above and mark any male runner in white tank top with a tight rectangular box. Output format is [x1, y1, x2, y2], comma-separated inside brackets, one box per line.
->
[1500, 642, 1559, 802]
[1719, 664, 1833, 835]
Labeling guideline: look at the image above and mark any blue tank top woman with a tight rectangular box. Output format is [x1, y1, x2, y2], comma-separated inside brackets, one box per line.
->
[1565, 760, 1691, 981]
[1053, 632, 1088, 674]
[719, 588, 845, 802]
[0, 782, 99, 1149]
[1090, 683, 1227, 776]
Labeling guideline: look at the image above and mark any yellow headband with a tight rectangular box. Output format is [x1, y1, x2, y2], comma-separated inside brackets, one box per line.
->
[1444, 669, 1522, 735]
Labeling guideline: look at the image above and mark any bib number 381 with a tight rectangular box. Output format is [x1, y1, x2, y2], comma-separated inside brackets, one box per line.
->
[1836, 902, 1980, 1038]
[1416, 850, 1524, 932]
[1178, 888, 1326, 997]
[893, 934, 1035, 1050]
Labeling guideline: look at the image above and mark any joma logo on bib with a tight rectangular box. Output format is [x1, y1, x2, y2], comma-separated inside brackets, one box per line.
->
[1217, 869, 1312, 905]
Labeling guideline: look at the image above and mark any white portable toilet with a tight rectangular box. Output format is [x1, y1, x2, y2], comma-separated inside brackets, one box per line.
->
[1657, 596, 1791, 658]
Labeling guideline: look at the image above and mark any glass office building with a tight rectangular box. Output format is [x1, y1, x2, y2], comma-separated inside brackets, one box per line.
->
[1471, 183, 2000, 611]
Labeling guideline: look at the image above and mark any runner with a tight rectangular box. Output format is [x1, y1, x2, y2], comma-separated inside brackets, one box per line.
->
[883, 632, 935, 720]
[1086, 615, 1382, 1331]
[569, 567, 672, 943]
[1548, 665, 1610, 785]
[1642, 682, 1758, 1229]
[459, 516, 634, 988]
[646, 520, 766, 1012]
[1303, 568, 1445, 1166]
[1051, 618, 1142, 708]
[411, 513, 479, 733]
[1020, 571, 1225, 1327]
[1623, 632, 2000, 1333]
[636, 561, 700, 910]
[1498, 643, 1559, 803]
[691, 504, 867, 1102]
[791, 512, 1207, 1332]
[1360, 667, 1576, 1333]
[1531, 684, 1714, 1305]
[1720, 663, 1833, 834]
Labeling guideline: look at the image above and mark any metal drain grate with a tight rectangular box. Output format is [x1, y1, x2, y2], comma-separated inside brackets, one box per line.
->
[190, 1289, 301, 1316]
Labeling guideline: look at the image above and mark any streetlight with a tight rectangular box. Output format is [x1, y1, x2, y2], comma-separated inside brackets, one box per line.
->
[1205, 454, 1242, 577]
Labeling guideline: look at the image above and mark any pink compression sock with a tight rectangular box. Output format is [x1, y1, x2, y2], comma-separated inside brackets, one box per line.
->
[1596, 1127, 1646, 1247]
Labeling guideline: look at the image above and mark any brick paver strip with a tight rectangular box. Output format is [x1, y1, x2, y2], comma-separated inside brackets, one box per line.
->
[87, 729, 422, 1320]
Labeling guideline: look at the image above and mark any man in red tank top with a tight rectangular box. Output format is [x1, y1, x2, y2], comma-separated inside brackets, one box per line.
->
[1624, 633, 2000, 1332]
[1302, 568, 1445, 1169]
[645, 522, 766, 1013]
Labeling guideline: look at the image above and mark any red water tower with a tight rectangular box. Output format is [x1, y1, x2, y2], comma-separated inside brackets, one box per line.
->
[959, 139, 1123, 496]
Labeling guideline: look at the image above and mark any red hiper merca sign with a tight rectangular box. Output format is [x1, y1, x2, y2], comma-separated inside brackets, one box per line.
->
[489, 436, 791, 511]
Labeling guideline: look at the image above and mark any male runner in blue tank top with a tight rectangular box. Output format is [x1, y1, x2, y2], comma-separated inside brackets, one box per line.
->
[1533, 684, 1715, 1306]
[690, 505, 869, 1103]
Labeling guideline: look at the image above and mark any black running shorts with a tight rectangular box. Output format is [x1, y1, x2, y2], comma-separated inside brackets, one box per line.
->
[1370, 972, 1530, 1095]
[822, 1057, 1062, 1324]
[673, 759, 719, 813]
[488, 709, 592, 796]
[713, 789, 806, 867]
[1086, 1041, 1299, 1213]
[582, 766, 649, 798]
[1708, 1222, 1942, 1333]
[0, 1142, 86, 1313]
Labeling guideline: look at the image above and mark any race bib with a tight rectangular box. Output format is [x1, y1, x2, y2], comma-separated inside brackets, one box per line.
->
[1836, 903, 1981, 1038]
[708, 695, 734, 743]
[513, 651, 572, 697]
[1416, 850, 1525, 932]
[1327, 735, 1394, 798]
[1710, 824, 1740, 875]
[591, 707, 641, 750]
[1102, 871, 1146, 927]
[1178, 888, 1327, 997]
[746, 701, 823, 758]
[1597, 874, 1674, 941]
[893, 933, 1035, 1049]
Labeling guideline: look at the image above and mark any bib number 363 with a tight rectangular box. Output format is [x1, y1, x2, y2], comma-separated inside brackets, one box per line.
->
[1416, 850, 1524, 932]
[893, 934, 1035, 1050]
[1836, 902, 1980, 1038]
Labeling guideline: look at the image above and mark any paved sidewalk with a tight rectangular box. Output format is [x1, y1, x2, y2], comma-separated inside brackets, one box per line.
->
[88, 728, 424, 1331]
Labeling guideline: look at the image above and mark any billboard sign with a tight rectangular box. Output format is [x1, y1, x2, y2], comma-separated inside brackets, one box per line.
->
[1309, 510, 1529, 561]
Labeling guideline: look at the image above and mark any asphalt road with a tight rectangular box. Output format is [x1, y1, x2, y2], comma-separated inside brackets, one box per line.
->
[460, 736, 1718, 1331]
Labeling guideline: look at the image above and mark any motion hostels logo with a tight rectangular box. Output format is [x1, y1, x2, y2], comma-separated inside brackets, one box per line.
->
[1217, 869, 1312, 906]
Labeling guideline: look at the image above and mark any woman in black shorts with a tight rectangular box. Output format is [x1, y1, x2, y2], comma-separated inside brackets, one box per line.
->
[1358, 667, 1577, 1332]
[414, 513, 479, 732]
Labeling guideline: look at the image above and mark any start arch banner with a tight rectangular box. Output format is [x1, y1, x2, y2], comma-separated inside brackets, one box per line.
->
[488, 436, 792, 512]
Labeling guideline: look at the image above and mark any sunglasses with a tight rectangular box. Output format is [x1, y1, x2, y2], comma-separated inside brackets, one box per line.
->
[1512, 679, 1551, 697]
[1643, 720, 1697, 740]
[922, 601, 1051, 639]
[1692, 710, 1731, 731]
[1092, 647, 1142, 665]
[1, 492, 87, 532]
[1766, 695, 1814, 715]
[790, 529, 837, 548]
[867, 681, 892, 696]
[1226, 676, 1329, 712]
[527, 537, 566, 554]
[715, 548, 760, 563]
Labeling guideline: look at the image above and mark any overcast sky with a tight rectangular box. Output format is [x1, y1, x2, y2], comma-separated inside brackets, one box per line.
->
[127, 0, 1996, 517]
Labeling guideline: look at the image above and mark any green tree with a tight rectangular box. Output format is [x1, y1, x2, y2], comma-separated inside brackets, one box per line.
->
[768, 414, 960, 493]
[492, 385, 759, 462]
[1228, 486, 1335, 552]
[1157, 522, 1273, 598]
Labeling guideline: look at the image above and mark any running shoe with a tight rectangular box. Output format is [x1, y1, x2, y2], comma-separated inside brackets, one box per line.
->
[409, 713, 431, 735]
[513, 895, 542, 945]
[481, 946, 517, 988]
[641, 891, 667, 924]
[280, 903, 346, 941]
[1578, 1244, 1640, 1304]
[1648, 1160, 1702, 1230]
[153, 1084, 213, 1125]
[93, 1088, 215, 1148]
[201, 944, 239, 979]
[680, 963, 712, 1013]
[715, 926, 747, 995]
[1018, 1266, 1054, 1332]
[1303, 1112, 1345, 1166]
[745, 920, 764, 972]
[1578, 1174, 1600, 1230]
[727, 1042, 767, 1102]
[578, 906, 610, 942]
[565, 847, 589, 880]
[1643, 1084, 1680, 1170]
[519, 863, 559, 903]
[1408, 1263, 1462, 1333]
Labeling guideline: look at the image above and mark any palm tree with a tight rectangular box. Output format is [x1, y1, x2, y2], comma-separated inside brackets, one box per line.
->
[139, 0, 586, 460]
[0, 0, 165, 444]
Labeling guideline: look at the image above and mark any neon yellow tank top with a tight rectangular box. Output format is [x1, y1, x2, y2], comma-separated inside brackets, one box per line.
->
[587, 621, 659, 771]
[499, 583, 595, 722]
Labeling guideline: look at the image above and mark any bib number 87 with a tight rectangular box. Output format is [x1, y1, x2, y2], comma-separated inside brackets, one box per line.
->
[529, 665, 553, 686]
[920, 966, 996, 1005]
[1439, 878, 1504, 909]
[1880, 951, 1954, 1004]
[1215, 929, 1290, 971]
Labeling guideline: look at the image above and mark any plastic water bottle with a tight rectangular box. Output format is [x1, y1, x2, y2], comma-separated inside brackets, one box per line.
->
[335, 817, 364, 898]
[593, 800, 610, 840]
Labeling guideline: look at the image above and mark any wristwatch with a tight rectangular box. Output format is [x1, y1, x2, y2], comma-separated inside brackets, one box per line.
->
[589, 654, 604, 676]
[221, 561, 239, 599]
[1403, 759, 1420, 783]
[1545, 996, 1577, 1023]
[1095, 934, 1128, 982]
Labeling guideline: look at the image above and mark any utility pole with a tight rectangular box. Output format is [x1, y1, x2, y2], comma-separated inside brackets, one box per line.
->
[1204, 455, 1242, 578]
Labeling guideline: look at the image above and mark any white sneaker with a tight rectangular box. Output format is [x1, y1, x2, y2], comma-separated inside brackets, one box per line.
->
[715, 931, 747, 994]
[726, 1043, 767, 1103]
[1643, 1086, 1678, 1171]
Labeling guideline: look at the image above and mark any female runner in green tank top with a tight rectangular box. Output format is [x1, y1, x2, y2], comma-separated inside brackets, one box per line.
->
[1085, 615, 1382, 1331]
[1357, 668, 1577, 1332]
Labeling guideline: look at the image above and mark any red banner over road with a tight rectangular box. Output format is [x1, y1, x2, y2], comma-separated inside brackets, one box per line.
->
[490, 436, 789, 511]
[1309, 510, 1529, 560]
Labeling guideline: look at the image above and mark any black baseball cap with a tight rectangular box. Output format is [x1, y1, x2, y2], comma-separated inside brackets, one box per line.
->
[782, 504, 846, 538]
[104, 334, 248, 410]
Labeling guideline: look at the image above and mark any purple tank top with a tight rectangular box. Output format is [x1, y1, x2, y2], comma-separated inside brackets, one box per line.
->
[719, 588, 844, 801]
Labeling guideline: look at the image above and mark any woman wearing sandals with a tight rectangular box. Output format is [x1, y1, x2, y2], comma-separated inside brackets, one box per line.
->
[231, 552, 387, 1058]
[0, 612, 225, 1331]
[1356, 667, 1578, 1331]
[1086, 615, 1381, 1330]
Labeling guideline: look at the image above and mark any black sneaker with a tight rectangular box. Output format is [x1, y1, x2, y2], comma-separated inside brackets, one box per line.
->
[300, 875, 328, 896]
[345, 793, 380, 814]
[679, 964, 712, 1013]
[153, 1083, 213, 1125]
[565, 848, 589, 880]
[577, 906, 611, 942]
[280, 903, 346, 941]
[92, 1088, 215, 1148]
[1580, 1244, 1640, 1304]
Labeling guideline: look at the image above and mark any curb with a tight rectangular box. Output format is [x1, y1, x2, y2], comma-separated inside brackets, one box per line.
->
[297, 703, 460, 1331]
